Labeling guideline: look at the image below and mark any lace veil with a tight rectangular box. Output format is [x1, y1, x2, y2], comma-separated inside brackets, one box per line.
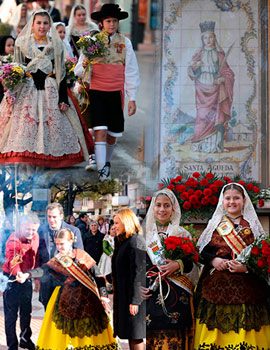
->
[9, 3, 30, 27]
[145, 188, 199, 289]
[145, 188, 189, 245]
[14, 9, 65, 86]
[0, 0, 17, 24]
[197, 182, 266, 253]
[66, 4, 99, 40]
[52, 22, 74, 58]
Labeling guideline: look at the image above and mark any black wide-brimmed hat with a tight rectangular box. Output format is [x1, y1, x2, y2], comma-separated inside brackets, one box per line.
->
[91, 4, 128, 21]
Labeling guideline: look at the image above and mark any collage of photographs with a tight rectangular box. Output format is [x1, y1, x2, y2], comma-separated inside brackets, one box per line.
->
[0, 0, 270, 350]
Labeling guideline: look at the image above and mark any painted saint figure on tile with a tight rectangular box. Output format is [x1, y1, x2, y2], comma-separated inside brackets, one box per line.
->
[188, 21, 235, 153]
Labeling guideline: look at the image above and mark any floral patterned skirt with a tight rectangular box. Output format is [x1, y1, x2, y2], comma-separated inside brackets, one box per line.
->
[0, 78, 90, 167]
[36, 287, 118, 350]
[147, 328, 193, 350]
[194, 319, 270, 349]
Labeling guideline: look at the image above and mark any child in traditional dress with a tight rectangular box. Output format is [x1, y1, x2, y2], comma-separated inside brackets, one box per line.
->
[17, 227, 117, 350]
[195, 183, 270, 349]
[75, 4, 140, 181]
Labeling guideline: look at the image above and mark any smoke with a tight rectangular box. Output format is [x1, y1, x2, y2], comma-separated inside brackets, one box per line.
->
[0, 272, 9, 292]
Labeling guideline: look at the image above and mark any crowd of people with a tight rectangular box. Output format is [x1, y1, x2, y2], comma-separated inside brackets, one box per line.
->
[1, 183, 270, 350]
[0, 2, 269, 350]
[0, 1, 139, 181]
[2, 203, 146, 350]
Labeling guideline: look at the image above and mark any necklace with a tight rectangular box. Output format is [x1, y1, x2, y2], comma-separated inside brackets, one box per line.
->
[33, 34, 47, 43]
[226, 214, 242, 222]
[156, 220, 170, 232]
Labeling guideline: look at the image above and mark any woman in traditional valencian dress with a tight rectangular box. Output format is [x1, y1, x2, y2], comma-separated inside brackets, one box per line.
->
[17, 228, 117, 350]
[66, 4, 98, 58]
[194, 183, 270, 349]
[143, 188, 198, 350]
[53, 22, 74, 59]
[0, 9, 90, 167]
[9, 3, 30, 37]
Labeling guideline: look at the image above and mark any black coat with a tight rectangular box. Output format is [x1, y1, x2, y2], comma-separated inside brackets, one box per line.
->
[75, 218, 89, 240]
[83, 230, 104, 264]
[112, 234, 146, 339]
[49, 7, 61, 22]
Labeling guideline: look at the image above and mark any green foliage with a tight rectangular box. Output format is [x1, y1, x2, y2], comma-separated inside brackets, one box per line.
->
[183, 224, 201, 241]
[52, 179, 122, 216]
[0, 22, 12, 35]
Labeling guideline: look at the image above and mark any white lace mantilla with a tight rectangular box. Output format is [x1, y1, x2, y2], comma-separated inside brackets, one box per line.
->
[0, 77, 87, 158]
[197, 183, 267, 253]
[145, 188, 199, 289]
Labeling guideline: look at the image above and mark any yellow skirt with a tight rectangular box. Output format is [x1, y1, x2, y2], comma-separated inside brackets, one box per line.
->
[36, 286, 118, 350]
[194, 319, 270, 349]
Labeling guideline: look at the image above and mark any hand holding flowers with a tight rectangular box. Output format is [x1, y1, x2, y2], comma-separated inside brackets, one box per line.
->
[76, 31, 108, 62]
[236, 238, 270, 282]
[0, 63, 25, 92]
[76, 31, 108, 84]
[161, 235, 199, 266]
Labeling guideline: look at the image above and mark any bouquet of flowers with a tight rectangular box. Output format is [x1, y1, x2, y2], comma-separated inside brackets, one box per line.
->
[161, 173, 262, 222]
[76, 31, 108, 84]
[0, 54, 13, 65]
[65, 56, 78, 82]
[0, 62, 25, 92]
[257, 188, 270, 208]
[161, 235, 199, 265]
[76, 31, 108, 62]
[237, 237, 270, 284]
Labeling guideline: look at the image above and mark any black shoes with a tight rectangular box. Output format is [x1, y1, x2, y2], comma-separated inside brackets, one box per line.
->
[19, 339, 35, 350]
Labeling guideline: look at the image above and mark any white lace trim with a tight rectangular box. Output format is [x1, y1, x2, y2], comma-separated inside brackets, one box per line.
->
[14, 9, 65, 86]
[0, 78, 87, 158]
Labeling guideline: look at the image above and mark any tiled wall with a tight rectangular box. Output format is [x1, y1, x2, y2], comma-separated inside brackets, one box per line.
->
[159, 0, 263, 181]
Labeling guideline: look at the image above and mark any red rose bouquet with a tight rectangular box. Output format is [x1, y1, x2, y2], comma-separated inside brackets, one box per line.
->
[161, 235, 199, 265]
[161, 173, 262, 222]
[237, 238, 270, 283]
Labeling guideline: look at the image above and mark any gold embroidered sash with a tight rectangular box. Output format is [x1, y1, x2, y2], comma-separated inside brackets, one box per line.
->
[55, 254, 100, 299]
[216, 216, 247, 256]
[170, 274, 194, 293]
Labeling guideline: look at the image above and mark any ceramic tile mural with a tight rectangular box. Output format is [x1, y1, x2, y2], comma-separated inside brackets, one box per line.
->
[159, 0, 264, 181]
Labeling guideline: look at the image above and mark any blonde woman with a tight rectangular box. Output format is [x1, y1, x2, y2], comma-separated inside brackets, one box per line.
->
[112, 208, 146, 350]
